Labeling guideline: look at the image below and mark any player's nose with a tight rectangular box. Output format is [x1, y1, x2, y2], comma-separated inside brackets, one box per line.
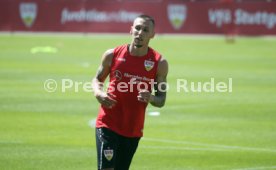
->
[137, 29, 144, 36]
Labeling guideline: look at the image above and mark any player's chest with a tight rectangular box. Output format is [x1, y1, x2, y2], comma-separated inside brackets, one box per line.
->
[112, 55, 157, 75]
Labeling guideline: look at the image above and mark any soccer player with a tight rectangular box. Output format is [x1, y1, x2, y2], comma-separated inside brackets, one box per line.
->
[92, 14, 168, 170]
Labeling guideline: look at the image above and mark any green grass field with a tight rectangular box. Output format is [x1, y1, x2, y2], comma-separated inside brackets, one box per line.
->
[0, 33, 276, 170]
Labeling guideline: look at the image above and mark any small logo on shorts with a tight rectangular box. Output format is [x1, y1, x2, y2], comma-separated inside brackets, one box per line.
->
[104, 149, 114, 161]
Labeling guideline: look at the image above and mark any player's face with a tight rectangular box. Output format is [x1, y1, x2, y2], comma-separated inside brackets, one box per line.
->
[130, 18, 155, 48]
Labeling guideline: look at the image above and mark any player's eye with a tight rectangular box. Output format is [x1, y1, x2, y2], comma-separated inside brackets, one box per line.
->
[135, 26, 141, 31]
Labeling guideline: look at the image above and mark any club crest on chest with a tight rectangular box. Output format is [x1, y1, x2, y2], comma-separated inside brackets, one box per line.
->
[144, 60, 154, 71]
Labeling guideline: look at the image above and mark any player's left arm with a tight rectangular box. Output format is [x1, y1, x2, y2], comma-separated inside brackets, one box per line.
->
[138, 57, 168, 107]
[150, 57, 168, 107]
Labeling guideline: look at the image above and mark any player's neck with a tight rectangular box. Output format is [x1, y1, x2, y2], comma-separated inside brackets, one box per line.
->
[128, 44, 148, 57]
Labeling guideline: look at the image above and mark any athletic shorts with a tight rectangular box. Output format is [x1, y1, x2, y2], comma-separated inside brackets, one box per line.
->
[95, 127, 140, 170]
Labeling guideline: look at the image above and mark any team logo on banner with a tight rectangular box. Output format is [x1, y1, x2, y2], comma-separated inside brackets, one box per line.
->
[144, 60, 154, 71]
[167, 4, 187, 30]
[19, 2, 37, 28]
[104, 149, 114, 161]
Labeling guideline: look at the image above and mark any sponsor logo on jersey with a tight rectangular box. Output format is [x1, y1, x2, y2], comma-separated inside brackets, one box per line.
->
[116, 57, 126, 62]
[144, 60, 155, 71]
[114, 70, 122, 81]
[19, 2, 37, 28]
[104, 149, 114, 161]
[167, 4, 187, 30]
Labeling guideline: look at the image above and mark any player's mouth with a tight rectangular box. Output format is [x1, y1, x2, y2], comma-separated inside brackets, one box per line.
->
[134, 37, 143, 48]
[135, 37, 143, 42]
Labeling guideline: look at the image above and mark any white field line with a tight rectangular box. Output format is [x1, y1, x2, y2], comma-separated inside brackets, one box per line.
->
[0, 31, 223, 38]
[143, 138, 276, 153]
[146, 103, 209, 112]
[1, 31, 276, 39]
[232, 166, 276, 170]
[164, 103, 209, 110]
[0, 140, 23, 144]
[140, 145, 232, 152]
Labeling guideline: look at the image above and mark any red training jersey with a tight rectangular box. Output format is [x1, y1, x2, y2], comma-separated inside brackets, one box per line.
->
[96, 44, 161, 137]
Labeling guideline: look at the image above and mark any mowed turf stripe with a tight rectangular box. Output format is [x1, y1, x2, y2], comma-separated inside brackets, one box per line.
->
[143, 138, 276, 153]
[232, 166, 276, 170]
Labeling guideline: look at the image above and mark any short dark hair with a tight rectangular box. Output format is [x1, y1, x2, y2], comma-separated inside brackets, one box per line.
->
[136, 14, 155, 27]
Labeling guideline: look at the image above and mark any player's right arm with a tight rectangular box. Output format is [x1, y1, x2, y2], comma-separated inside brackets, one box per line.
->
[92, 49, 117, 108]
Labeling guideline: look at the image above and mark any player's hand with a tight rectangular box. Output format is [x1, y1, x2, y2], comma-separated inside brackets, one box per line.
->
[95, 92, 117, 109]
[137, 90, 154, 103]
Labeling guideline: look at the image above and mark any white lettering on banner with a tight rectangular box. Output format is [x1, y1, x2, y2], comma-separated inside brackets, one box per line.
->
[208, 9, 231, 28]
[208, 8, 276, 29]
[235, 9, 276, 29]
[61, 8, 141, 24]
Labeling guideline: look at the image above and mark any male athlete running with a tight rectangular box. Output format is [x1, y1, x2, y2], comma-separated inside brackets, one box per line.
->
[92, 14, 168, 170]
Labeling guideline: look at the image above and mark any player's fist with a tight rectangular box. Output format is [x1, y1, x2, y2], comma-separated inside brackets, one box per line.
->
[137, 90, 154, 103]
[95, 92, 117, 109]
